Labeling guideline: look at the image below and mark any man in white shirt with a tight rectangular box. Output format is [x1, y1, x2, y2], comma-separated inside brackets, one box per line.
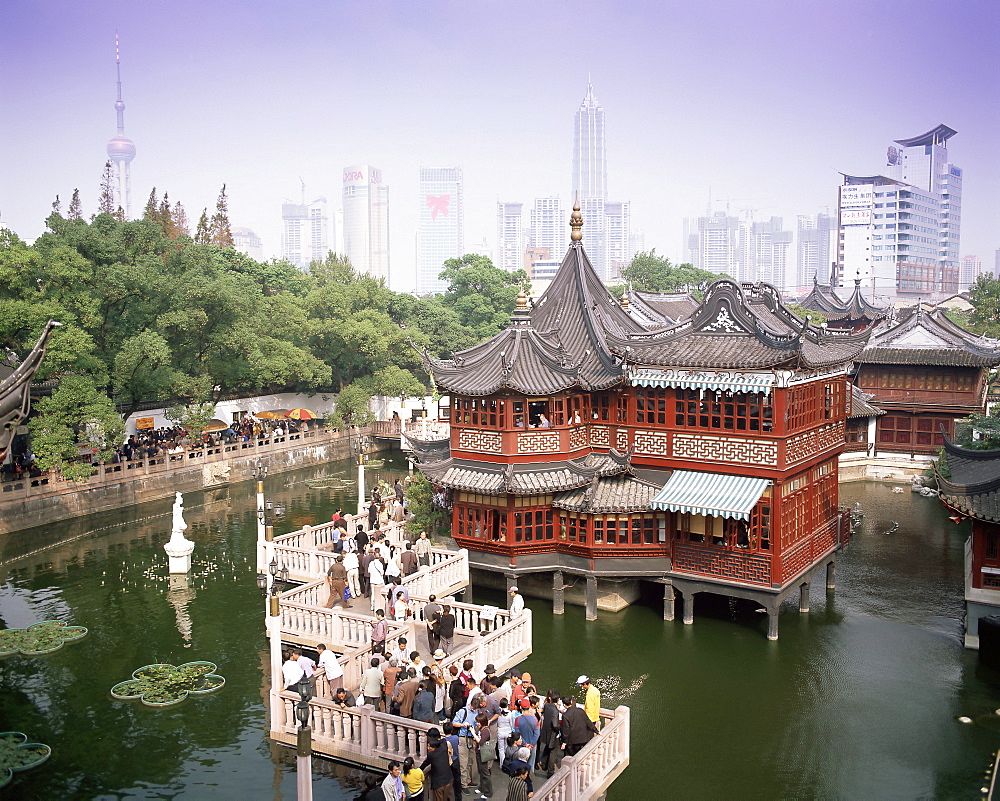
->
[316, 643, 343, 696]
[509, 586, 525, 616]
[389, 637, 411, 667]
[297, 651, 317, 679]
[342, 549, 361, 599]
[282, 650, 305, 691]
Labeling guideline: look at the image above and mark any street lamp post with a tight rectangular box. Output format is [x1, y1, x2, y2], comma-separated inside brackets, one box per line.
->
[253, 458, 269, 572]
[295, 677, 313, 801]
[352, 429, 368, 516]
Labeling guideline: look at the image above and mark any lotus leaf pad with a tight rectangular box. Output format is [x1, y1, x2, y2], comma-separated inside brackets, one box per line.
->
[0, 620, 88, 657]
[0, 732, 51, 789]
[111, 661, 226, 707]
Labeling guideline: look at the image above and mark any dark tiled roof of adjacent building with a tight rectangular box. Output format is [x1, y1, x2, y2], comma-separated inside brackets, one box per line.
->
[625, 291, 699, 327]
[849, 384, 884, 418]
[553, 473, 662, 514]
[858, 308, 1000, 367]
[937, 438, 1000, 523]
[798, 281, 850, 320]
[610, 280, 869, 371]
[843, 280, 886, 321]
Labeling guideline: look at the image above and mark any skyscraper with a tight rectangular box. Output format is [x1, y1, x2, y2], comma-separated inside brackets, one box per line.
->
[106, 35, 136, 218]
[688, 212, 741, 279]
[416, 167, 464, 294]
[232, 227, 264, 261]
[281, 196, 330, 269]
[342, 165, 390, 282]
[746, 217, 793, 290]
[529, 197, 565, 263]
[572, 82, 606, 203]
[837, 125, 961, 298]
[796, 213, 833, 288]
[496, 202, 524, 272]
[570, 82, 628, 281]
[960, 255, 983, 292]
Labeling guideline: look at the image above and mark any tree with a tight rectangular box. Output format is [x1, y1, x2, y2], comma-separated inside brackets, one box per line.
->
[404, 473, 450, 539]
[68, 189, 83, 221]
[113, 330, 178, 420]
[194, 209, 210, 244]
[143, 188, 159, 222]
[172, 201, 190, 238]
[968, 274, 1000, 338]
[98, 161, 116, 216]
[51, 195, 62, 215]
[28, 375, 125, 481]
[622, 250, 725, 294]
[438, 254, 529, 340]
[210, 184, 233, 247]
[164, 400, 217, 436]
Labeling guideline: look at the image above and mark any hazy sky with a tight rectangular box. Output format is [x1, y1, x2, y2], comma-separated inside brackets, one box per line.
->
[2, 0, 997, 292]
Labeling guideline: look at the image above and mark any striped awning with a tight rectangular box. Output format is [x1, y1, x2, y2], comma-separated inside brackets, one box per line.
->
[650, 471, 769, 521]
[631, 369, 776, 395]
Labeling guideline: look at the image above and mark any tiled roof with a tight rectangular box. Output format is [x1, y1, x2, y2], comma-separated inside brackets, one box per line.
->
[414, 445, 633, 496]
[858, 308, 1000, 367]
[626, 291, 698, 326]
[553, 473, 662, 514]
[843, 280, 887, 321]
[610, 280, 869, 371]
[937, 438, 1000, 523]
[798, 281, 850, 319]
[849, 384, 885, 418]
[424, 242, 645, 396]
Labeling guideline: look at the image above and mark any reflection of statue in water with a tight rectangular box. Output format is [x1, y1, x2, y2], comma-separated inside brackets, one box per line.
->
[167, 573, 196, 645]
[0, 320, 60, 463]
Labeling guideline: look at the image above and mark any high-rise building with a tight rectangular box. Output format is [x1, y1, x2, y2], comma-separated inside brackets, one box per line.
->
[797, 213, 833, 288]
[232, 227, 264, 262]
[106, 35, 136, 218]
[628, 230, 645, 263]
[837, 125, 961, 298]
[960, 255, 984, 293]
[529, 197, 565, 263]
[572, 82, 606, 204]
[604, 201, 631, 281]
[747, 217, 793, 290]
[416, 167, 464, 294]
[496, 202, 524, 272]
[569, 82, 629, 281]
[281, 197, 329, 269]
[688, 212, 741, 279]
[342, 165, 390, 282]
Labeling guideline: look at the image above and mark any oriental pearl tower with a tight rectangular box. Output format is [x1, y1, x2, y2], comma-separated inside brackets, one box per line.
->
[106, 34, 136, 218]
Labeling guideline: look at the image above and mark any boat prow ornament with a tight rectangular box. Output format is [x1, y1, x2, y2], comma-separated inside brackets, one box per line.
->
[0, 320, 60, 461]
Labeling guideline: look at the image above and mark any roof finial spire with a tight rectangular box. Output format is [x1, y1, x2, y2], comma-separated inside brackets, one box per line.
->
[570, 193, 583, 242]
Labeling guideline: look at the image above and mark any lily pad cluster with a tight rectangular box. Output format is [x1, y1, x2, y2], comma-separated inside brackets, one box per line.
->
[111, 661, 225, 707]
[0, 620, 88, 657]
[0, 732, 51, 789]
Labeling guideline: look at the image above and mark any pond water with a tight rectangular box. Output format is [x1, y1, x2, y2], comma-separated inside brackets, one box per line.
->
[1, 460, 997, 800]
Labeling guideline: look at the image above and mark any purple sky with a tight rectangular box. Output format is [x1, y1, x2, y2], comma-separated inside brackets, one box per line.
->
[2, 0, 997, 292]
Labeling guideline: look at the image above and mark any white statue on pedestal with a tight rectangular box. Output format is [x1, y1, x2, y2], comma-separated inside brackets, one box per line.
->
[164, 491, 195, 573]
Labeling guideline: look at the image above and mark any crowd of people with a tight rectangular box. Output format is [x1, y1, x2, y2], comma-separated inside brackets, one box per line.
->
[349, 661, 602, 801]
[113, 415, 310, 463]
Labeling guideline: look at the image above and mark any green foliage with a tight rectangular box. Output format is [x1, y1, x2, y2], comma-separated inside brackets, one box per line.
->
[110, 661, 225, 707]
[622, 250, 724, 295]
[98, 161, 115, 216]
[28, 375, 125, 481]
[404, 472, 450, 540]
[787, 304, 828, 325]
[164, 400, 217, 435]
[966, 275, 1000, 337]
[957, 410, 1000, 450]
[0, 620, 88, 657]
[438, 254, 530, 341]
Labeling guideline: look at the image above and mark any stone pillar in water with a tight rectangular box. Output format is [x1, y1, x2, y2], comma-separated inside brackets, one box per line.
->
[585, 575, 598, 621]
[553, 571, 565, 615]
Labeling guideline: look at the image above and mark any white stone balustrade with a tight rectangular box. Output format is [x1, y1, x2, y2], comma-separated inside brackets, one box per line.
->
[278, 580, 407, 650]
[534, 706, 631, 801]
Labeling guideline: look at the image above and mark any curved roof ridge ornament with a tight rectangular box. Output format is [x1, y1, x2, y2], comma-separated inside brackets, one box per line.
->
[569, 195, 583, 242]
[0, 320, 60, 461]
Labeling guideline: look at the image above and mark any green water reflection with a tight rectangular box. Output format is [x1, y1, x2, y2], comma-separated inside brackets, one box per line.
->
[1, 464, 998, 799]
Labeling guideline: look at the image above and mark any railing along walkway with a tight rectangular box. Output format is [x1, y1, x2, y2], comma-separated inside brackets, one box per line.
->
[1, 426, 351, 501]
